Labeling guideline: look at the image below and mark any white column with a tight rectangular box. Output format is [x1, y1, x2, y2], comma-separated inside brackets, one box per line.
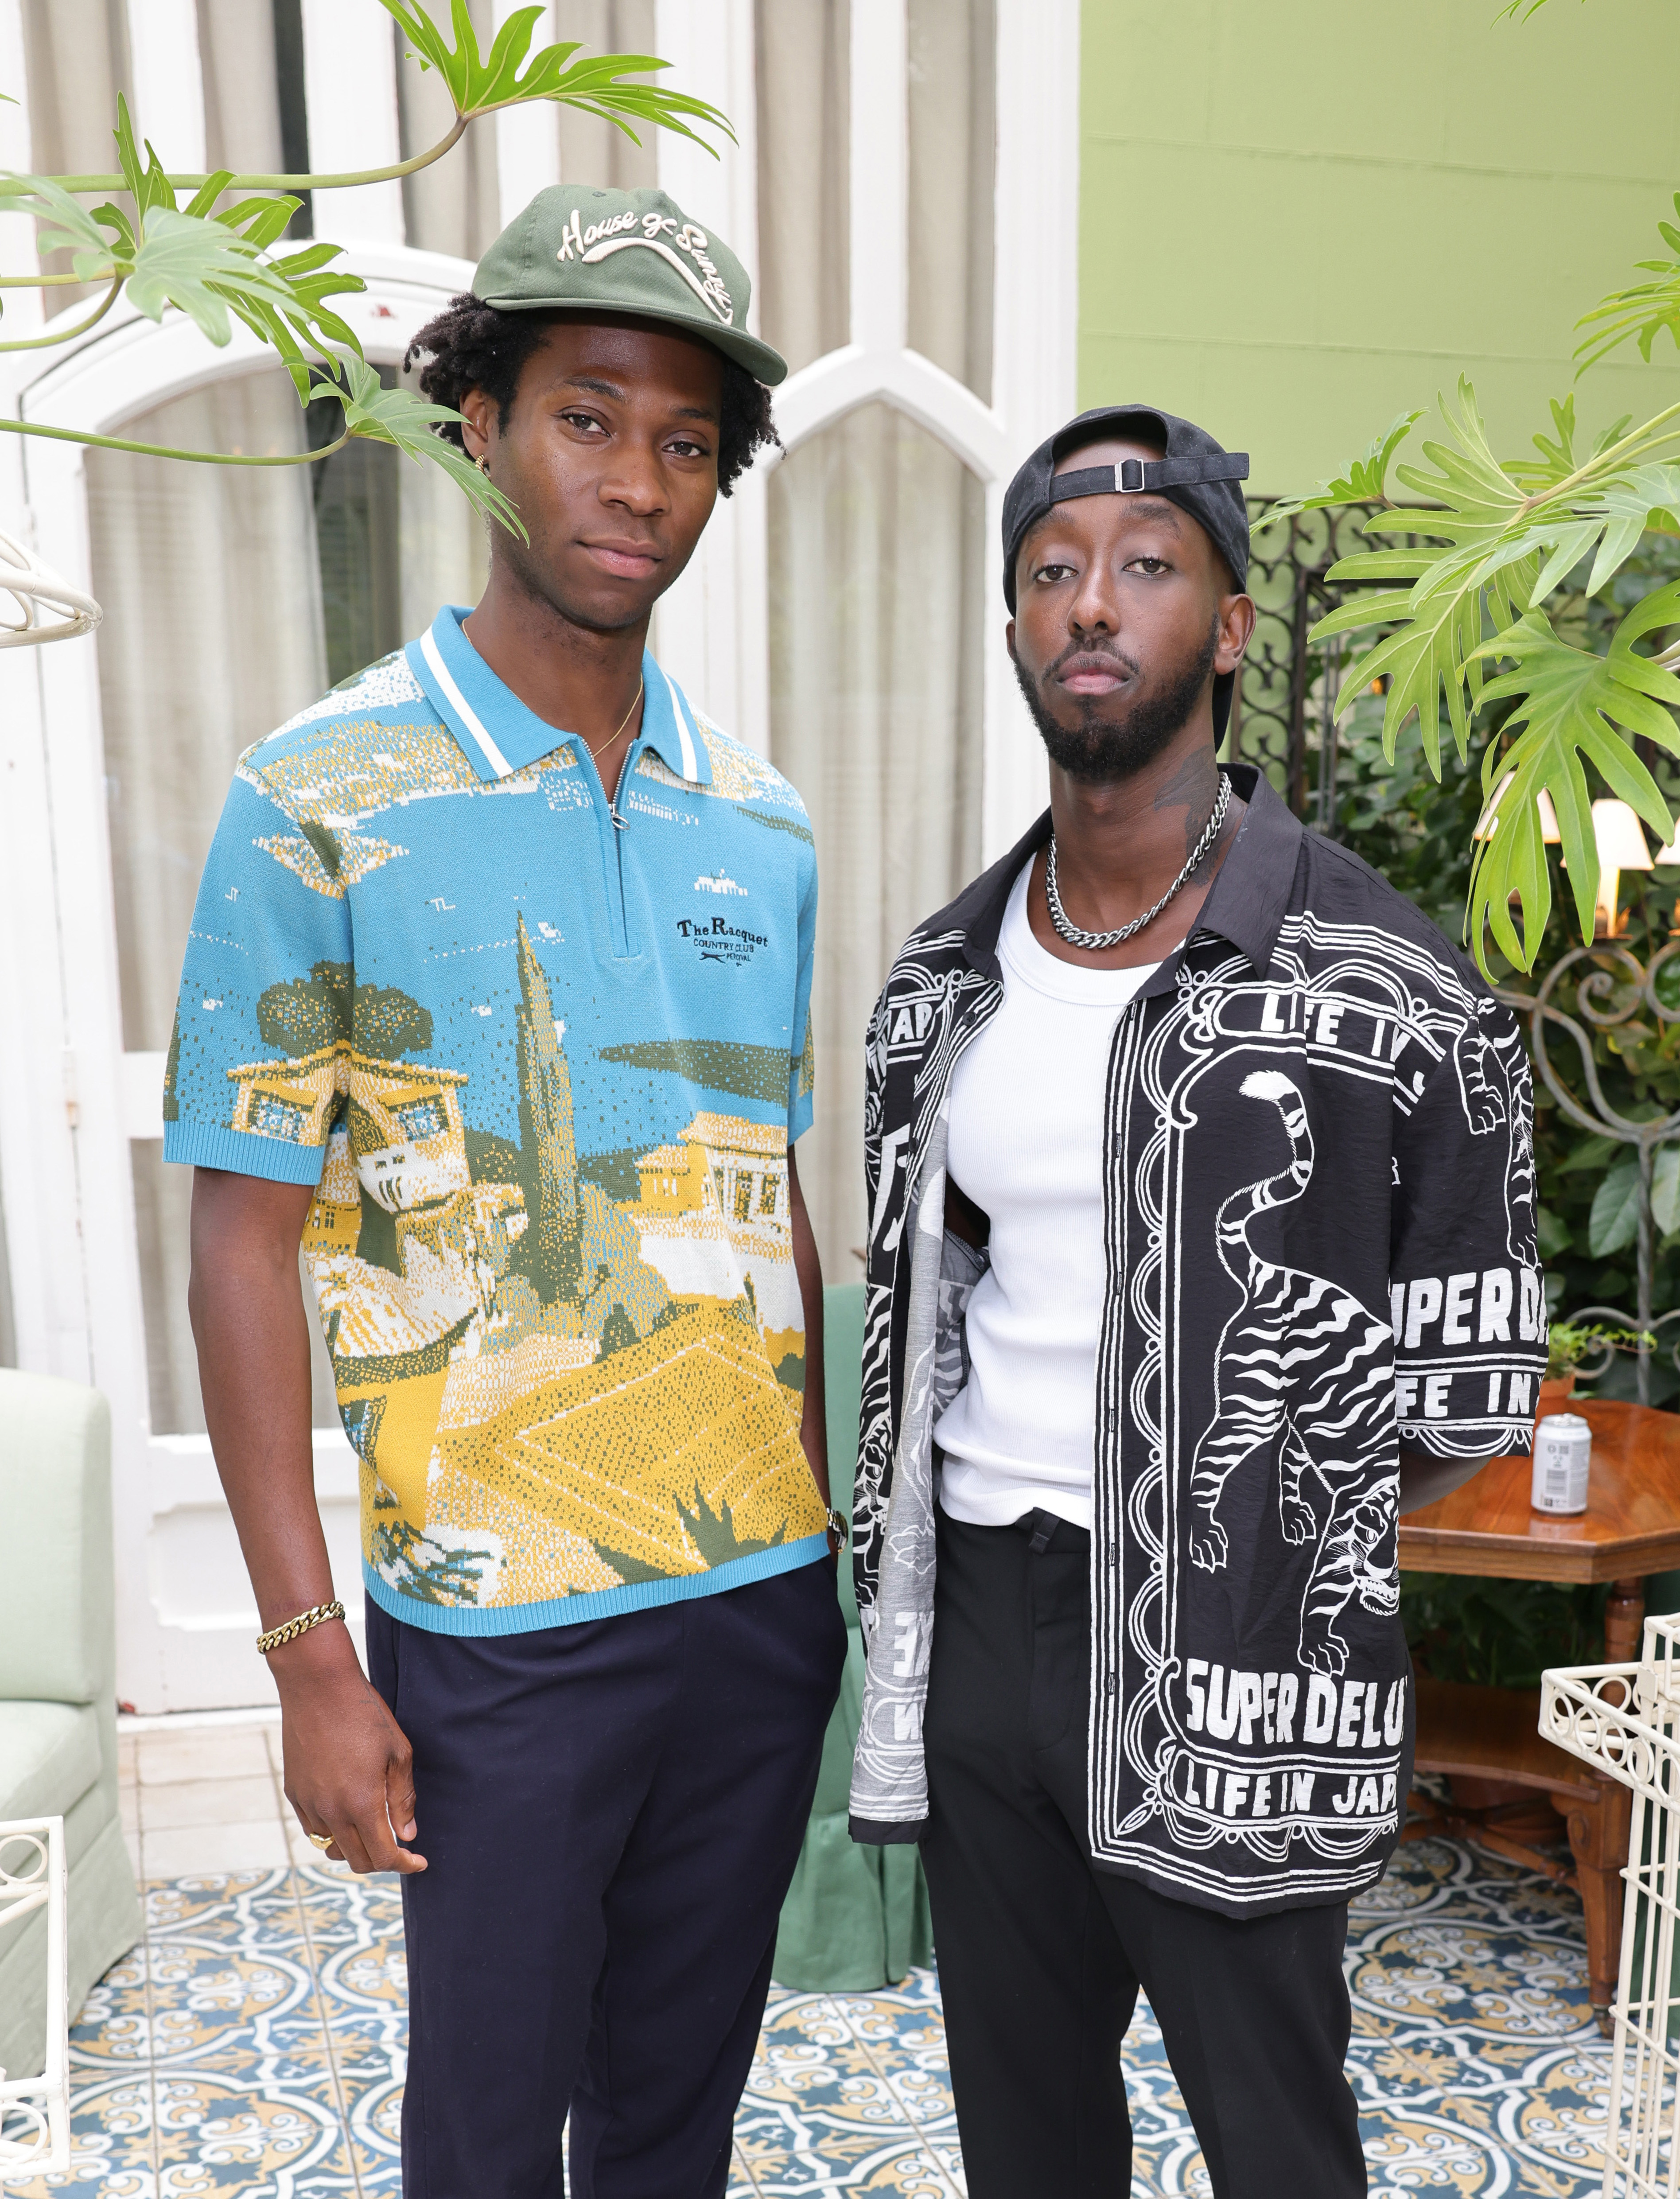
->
[494, 0, 559, 222]
[301, 0, 406, 245]
[650, 0, 769, 751]
[848, 0, 908, 360]
[125, 0, 207, 177]
[980, 0, 1081, 863]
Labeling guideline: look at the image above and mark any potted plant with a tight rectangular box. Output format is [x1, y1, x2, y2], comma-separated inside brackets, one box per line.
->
[1539, 1321, 1653, 1419]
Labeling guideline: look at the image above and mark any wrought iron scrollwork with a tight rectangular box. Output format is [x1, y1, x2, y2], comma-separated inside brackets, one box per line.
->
[1497, 944, 1680, 1403]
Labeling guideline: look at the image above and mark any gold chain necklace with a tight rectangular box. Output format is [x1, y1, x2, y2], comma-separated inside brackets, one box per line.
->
[585, 677, 644, 769]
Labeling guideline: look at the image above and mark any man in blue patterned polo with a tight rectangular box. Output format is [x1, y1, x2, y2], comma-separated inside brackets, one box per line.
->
[166, 187, 847, 2199]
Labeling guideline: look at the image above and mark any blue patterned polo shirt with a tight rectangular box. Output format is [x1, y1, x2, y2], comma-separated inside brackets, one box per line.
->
[163, 606, 827, 1635]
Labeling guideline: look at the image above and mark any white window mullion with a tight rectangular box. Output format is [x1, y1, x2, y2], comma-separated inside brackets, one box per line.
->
[302, 0, 405, 245]
[125, 0, 207, 178]
[651, 0, 770, 751]
[981, 0, 1080, 863]
[848, 0, 908, 362]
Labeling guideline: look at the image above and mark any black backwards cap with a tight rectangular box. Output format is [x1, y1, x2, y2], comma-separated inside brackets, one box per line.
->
[1002, 404, 1251, 737]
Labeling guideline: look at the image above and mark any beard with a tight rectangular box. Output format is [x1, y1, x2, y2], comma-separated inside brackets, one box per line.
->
[1015, 613, 1221, 783]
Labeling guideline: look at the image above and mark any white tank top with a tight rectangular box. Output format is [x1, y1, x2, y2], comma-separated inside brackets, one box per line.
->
[935, 860, 1157, 1530]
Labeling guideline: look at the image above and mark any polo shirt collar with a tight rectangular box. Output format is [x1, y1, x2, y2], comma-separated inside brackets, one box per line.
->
[406, 605, 712, 787]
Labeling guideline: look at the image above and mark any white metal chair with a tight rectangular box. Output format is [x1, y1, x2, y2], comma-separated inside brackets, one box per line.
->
[0, 1817, 69, 2183]
[1543, 1613, 1680, 2197]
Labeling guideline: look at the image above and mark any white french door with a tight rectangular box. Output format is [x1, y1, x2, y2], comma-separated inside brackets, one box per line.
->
[0, 0, 1078, 1709]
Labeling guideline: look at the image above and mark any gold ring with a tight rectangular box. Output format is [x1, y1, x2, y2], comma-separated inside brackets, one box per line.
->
[306, 1832, 334, 1851]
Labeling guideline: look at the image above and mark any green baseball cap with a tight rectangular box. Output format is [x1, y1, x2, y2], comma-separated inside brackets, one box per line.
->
[472, 184, 787, 387]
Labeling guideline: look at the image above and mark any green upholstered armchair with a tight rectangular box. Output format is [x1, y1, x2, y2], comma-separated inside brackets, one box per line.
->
[0, 1372, 142, 2079]
[772, 1284, 933, 1990]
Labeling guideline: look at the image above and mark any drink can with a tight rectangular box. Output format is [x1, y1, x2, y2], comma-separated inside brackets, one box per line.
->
[1532, 1413, 1592, 1515]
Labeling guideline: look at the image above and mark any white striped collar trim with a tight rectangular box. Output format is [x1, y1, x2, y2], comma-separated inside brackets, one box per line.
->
[420, 626, 513, 780]
[660, 665, 701, 783]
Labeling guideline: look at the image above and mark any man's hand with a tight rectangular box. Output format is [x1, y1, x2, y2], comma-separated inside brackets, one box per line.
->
[189, 1167, 426, 1876]
[270, 1623, 427, 1873]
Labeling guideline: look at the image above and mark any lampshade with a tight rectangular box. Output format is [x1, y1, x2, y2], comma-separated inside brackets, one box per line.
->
[1472, 771, 1513, 842]
[1472, 771, 1565, 846]
[1592, 799, 1653, 872]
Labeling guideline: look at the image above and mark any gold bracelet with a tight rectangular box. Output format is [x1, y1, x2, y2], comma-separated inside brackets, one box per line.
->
[256, 1600, 346, 1656]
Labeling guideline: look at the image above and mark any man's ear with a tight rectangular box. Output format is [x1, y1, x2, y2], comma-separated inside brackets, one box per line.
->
[459, 388, 493, 461]
[1214, 592, 1256, 677]
[1004, 617, 1017, 665]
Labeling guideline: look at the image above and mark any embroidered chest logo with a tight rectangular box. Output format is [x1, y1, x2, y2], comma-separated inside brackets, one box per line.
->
[675, 913, 768, 967]
[694, 870, 747, 897]
[557, 208, 735, 325]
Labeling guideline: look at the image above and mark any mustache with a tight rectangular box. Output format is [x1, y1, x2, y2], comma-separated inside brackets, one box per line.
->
[1042, 637, 1141, 683]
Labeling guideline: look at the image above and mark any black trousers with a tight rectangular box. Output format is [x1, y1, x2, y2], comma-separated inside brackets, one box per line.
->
[366, 1557, 845, 2199]
[921, 1508, 1366, 2199]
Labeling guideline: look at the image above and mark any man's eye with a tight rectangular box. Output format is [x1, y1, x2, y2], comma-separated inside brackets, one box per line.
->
[668, 436, 710, 459]
[561, 411, 606, 435]
[1130, 557, 1170, 576]
[1034, 562, 1076, 584]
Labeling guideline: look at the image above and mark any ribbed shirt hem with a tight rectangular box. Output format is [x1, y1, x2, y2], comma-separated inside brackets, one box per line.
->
[163, 1121, 327, 1184]
[364, 1532, 829, 1636]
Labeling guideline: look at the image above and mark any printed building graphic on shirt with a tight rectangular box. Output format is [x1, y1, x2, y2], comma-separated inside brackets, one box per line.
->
[245, 915, 809, 1614]
[164, 641, 825, 1631]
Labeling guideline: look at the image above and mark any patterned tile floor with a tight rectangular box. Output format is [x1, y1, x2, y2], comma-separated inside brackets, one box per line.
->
[2, 1720, 1618, 2196]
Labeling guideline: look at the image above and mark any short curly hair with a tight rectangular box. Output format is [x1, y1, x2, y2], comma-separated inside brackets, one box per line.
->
[405, 293, 780, 497]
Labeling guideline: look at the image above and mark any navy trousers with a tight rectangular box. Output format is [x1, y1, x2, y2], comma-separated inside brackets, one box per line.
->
[922, 1510, 1367, 2199]
[366, 1556, 845, 2199]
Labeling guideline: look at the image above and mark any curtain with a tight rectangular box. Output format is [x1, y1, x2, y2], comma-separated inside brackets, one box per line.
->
[554, 2, 658, 188]
[197, 0, 286, 177]
[767, 413, 985, 1276]
[87, 376, 331, 1436]
[758, 2, 992, 1280]
[397, 0, 502, 261]
[19, 0, 131, 308]
[907, 0, 995, 401]
[754, 0, 849, 375]
[88, 363, 487, 1433]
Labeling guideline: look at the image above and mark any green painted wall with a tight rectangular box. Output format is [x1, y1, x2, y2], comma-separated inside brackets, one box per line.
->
[1080, 0, 1680, 497]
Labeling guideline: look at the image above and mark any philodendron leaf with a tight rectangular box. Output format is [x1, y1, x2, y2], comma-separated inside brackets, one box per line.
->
[124, 206, 302, 344]
[1653, 1144, 1680, 1238]
[1466, 581, 1680, 957]
[1, 171, 122, 276]
[1253, 409, 1424, 531]
[1589, 1157, 1642, 1259]
[1575, 192, 1680, 374]
[377, 0, 735, 152]
[311, 357, 528, 540]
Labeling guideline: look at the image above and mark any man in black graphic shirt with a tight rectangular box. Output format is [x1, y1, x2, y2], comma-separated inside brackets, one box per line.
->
[847, 406, 1545, 2199]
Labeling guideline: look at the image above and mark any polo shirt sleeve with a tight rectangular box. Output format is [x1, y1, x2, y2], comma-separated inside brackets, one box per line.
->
[788, 839, 817, 1143]
[1389, 998, 1547, 1459]
[161, 762, 352, 1186]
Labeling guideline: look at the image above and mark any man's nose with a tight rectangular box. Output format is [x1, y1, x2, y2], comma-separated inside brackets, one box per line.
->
[599, 444, 668, 517]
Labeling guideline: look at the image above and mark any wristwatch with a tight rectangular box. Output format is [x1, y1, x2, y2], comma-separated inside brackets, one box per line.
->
[825, 1506, 849, 1549]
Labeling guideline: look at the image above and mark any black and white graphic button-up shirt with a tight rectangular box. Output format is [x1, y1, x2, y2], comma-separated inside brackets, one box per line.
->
[849, 766, 1545, 1918]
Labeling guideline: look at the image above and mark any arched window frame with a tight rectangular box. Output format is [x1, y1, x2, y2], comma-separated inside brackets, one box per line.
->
[0, 0, 1079, 1709]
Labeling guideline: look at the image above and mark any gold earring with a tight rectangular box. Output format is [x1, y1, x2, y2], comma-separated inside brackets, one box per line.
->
[476, 453, 490, 477]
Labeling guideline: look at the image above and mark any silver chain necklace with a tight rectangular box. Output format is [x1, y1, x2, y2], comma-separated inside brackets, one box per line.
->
[1045, 772, 1232, 951]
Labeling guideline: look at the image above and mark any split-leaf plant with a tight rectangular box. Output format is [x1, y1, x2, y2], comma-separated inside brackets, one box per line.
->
[0, 1, 735, 544]
[1264, 2, 1680, 978]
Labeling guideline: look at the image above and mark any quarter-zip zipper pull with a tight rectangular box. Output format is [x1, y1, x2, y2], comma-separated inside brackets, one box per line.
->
[609, 805, 627, 831]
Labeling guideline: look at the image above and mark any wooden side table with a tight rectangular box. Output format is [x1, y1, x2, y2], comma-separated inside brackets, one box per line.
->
[1398, 1398, 1680, 2024]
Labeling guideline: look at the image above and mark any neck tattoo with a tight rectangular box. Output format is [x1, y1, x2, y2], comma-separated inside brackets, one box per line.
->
[1045, 772, 1232, 952]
